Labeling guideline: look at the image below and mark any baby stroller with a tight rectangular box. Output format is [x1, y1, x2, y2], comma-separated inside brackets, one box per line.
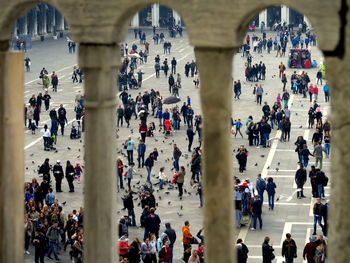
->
[44, 136, 56, 151]
[70, 121, 81, 139]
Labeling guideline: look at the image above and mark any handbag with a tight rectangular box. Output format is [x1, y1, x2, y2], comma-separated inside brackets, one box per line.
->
[189, 237, 198, 244]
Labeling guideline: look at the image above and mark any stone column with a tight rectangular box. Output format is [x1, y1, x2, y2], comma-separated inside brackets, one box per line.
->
[78, 44, 118, 263]
[131, 14, 139, 27]
[195, 47, 234, 263]
[0, 51, 24, 263]
[152, 4, 160, 27]
[172, 10, 181, 26]
[281, 6, 289, 24]
[259, 9, 267, 26]
[33, 8, 38, 36]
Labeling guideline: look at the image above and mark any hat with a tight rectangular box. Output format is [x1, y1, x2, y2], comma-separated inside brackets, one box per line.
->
[76, 162, 80, 165]
[57, 160, 60, 163]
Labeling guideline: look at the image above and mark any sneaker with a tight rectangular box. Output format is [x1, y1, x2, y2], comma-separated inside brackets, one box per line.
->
[25, 251, 30, 255]
[250, 228, 256, 231]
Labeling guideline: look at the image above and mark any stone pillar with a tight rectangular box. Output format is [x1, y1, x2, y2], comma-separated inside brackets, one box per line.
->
[78, 44, 118, 263]
[23, 14, 28, 35]
[259, 9, 267, 26]
[173, 10, 181, 26]
[131, 14, 139, 27]
[195, 47, 234, 263]
[281, 6, 289, 24]
[0, 51, 24, 263]
[57, 13, 64, 31]
[33, 8, 38, 36]
[152, 4, 159, 27]
[12, 20, 18, 37]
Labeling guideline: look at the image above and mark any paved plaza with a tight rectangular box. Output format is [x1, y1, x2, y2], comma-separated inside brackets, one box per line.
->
[23, 29, 330, 263]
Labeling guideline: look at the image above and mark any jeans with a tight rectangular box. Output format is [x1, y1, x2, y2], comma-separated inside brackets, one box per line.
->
[235, 209, 242, 227]
[258, 190, 264, 203]
[268, 193, 275, 209]
[315, 156, 323, 169]
[317, 184, 325, 198]
[313, 214, 323, 233]
[256, 94, 262, 105]
[127, 150, 134, 164]
[285, 257, 294, 263]
[252, 213, 262, 229]
[146, 167, 152, 182]
[324, 143, 330, 157]
[178, 183, 183, 197]
[117, 116, 123, 126]
[127, 208, 136, 226]
[137, 153, 144, 168]
[173, 158, 180, 171]
[159, 179, 164, 189]
[263, 133, 269, 147]
[47, 241, 59, 259]
[301, 156, 309, 168]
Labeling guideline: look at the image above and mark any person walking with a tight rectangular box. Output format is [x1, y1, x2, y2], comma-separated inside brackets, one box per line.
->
[164, 223, 177, 263]
[313, 142, 324, 169]
[266, 177, 276, 210]
[51, 71, 58, 92]
[251, 195, 263, 230]
[282, 233, 297, 263]
[186, 126, 194, 152]
[236, 238, 249, 263]
[313, 198, 324, 235]
[137, 140, 146, 168]
[126, 136, 135, 165]
[65, 160, 75, 192]
[262, 236, 275, 263]
[145, 153, 154, 183]
[173, 144, 182, 172]
[256, 85, 263, 105]
[256, 174, 266, 203]
[236, 146, 248, 174]
[46, 222, 61, 261]
[303, 237, 318, 263]
[295, 164, 307, 199]
[57, 104, 67, 135]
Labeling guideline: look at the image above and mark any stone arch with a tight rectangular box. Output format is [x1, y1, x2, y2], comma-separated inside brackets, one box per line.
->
[0, 0, 77, 47]
[111, 1, 195, 45]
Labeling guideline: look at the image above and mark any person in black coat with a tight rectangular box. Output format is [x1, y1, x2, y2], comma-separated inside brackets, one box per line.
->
[295, 164, 307, 198]
[236, 146, 248, 173]
[53, 160, 64, 192]
[282, 233, 297, 262]
[123, 191, 136, 226]
[65, 160, 75, 192]
[236, 238, 249, 263]
[186, 126, 194, 152]
[33, 105, 40, 126]
[164, 222, 177, 262]
[262, 236, 275, 263]
[39, 158, 51, 182]
[58, 104, 67, 135]
[33, 227, 47, 263]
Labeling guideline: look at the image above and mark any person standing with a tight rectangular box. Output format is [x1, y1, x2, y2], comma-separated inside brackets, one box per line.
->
[295, 164, 307, 199]
[164, 223, 177, 263]
[256, 85, 263, 105]
[117, 105, 124, 127]
[126, 136, 135, 165]
[262, 236, 275, 263]
[171, 57, 177, 74]
[51, 71, 58, 92]
[53, 160, 64, 192]
[57, 104, 67, 135]
[24, 57, 31, 72]
[323, 83, 330, 102]
[182, 221, 193, 251]
[251, 195, 263, 230]
[117, 157, 124, 190]
[173, 144, 182, 172]
[176, 166, 186, 199]
[74, 101, 83, 125]
[32, 227, 47, 263]
[236, 146, 248, 174]
[137, 139, 146, 168]
[123, 190, 136, 226]
[313, 198, 324, 235]
[282, 233, 297, 263]
[65, 160, 75, 192]
[313, 142, 324, 169]
[144, 153, 154, 183]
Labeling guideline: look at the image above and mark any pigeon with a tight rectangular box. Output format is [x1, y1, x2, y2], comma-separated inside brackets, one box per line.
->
[275, 168, 279, 172]
[26, 167, 28, 170]
[160, 150, 163, 153]
[254, 163, 258, 166]
[78, 149, 81, 152]
[276, 197, 280, 202]
[295, 113, 298, 116]
[62, 201, 67, 205]
[155, 139, 158, 142]
[136, 181, 140, 185]
[137, 202, 141, 206]
[177, 212, 183, 217]
[188, 192, 191, 195]
[180, 205, 183, 210]
[54, 150, 58, 153]
[80, 140, 82, 143]
[260, 155, 265, 158]
[159, 196, 162, 200]
[277, 162, 280, 166]
[301, 104, 303, 107]
[67, 147, 71, 150]
[299, 126, 303, 128]
[267, 166, 270, 169]
[165, 192, 170, 195]
[162, 140, 165, 143]
[117, 211, 120, 214]
[77, 155, 80, 158]
[184, 189, 187, 193]
[133, 198, 138, 200]
[32, 161, 35, 164]
[30, 153, 34, 157]
[168, 201, 171, 205]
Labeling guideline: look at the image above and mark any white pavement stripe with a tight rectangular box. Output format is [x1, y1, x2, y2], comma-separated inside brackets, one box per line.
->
[24, 64, 76, 85]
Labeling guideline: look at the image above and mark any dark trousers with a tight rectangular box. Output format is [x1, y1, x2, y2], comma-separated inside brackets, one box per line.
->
[55, 178, 62, 192]
[117, 116, 123, 126]
[178, 183, 183, 197]
[127, 208, 136, 226]
[127, 150, 133, 164]
[59, 122, 65, 135]
[256, 95, 262, 105]
[252, 213, 262, 229]
[188, 138, 193, 151]
[118, 172, 124, 189]
[34, 249, 45, 263]
[172, 65, 176, 74]
[67, 179, 74, 192]
[138, 153, 144, 168]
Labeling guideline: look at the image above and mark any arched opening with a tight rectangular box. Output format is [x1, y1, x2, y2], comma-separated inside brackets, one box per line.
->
[232, 5, 330, 262]
[116, 4, 203, 262]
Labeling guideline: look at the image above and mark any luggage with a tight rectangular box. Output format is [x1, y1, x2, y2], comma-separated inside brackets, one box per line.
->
[240, 214, 250, 226]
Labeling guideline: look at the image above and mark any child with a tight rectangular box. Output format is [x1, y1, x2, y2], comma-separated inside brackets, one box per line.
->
[29, 122, 37, 134]
[74, 163, 83, 183]
[187, 96, 191, 106]
[159, 167, 167, 189]
[152, 148, 159, 161]
[148, 122, 156, 137]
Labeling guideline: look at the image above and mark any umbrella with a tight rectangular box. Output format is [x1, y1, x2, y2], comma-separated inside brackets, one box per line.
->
[163, 96, 181, 104]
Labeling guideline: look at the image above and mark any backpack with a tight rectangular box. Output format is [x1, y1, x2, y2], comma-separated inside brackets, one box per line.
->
[323, 175, 329, 186]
